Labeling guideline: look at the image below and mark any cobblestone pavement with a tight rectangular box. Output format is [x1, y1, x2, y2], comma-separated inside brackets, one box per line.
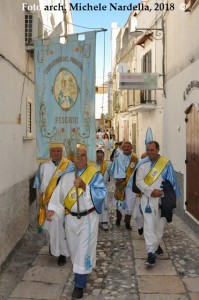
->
[0, 205, 199, 300]
[62, 212, 139, 300]
[61, 209, 199, 300]
[164, 221, 199, 279]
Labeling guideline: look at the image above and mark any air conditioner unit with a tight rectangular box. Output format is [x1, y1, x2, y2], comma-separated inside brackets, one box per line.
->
[25, 13, 38, 50]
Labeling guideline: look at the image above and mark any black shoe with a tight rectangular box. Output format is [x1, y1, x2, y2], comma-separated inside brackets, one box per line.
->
[72, 287, 83, 299]
[155, 245, 164, 256]
[125, 223, 132, 231]
[144, 252, 156, 267]
[58, 255, 66, 266]
[115, 219, 121, 227]
[49, 246, 52, 256]
[116, 210, 122, 227]
[138, 227, 143, 235]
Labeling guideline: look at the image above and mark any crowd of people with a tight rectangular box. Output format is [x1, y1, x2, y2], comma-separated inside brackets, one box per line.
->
[33, 131, 180, 299]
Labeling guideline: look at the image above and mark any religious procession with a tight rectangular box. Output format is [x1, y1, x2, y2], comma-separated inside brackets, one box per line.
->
[0, 1, 199, 300]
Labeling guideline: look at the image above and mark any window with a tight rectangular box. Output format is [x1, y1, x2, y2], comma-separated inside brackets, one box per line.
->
[26, 97, 32, 137]
[141, 51, 152, 103]
[25, 13, 33, 45]
[25, 12, 39, 57]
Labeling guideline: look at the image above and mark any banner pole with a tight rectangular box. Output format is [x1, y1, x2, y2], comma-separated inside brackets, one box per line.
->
[39, 28, 107, 41]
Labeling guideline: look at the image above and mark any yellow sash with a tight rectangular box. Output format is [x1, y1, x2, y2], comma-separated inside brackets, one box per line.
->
[144, 156, 169, 187]
[42, 157, 70, 206]
[64, 166, 98, 213]
[38, 157, 70, 226]
[100, 161, 108, 176]
[125, 153, 138, 185]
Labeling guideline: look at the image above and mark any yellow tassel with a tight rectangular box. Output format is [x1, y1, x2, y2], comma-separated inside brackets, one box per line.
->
[38, 205, 46, 226]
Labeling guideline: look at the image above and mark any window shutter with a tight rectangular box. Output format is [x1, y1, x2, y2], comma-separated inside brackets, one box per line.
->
[26, 97, 32, 137]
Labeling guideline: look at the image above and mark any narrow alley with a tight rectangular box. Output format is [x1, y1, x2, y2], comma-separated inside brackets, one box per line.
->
[0, 206, 199, 300]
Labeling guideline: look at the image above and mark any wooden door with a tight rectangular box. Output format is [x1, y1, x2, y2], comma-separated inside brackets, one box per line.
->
[186, 104, 199, 221]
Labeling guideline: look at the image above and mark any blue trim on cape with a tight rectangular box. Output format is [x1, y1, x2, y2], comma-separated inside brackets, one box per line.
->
[77, 166, 107, 214]
[136, 156, 181, 197]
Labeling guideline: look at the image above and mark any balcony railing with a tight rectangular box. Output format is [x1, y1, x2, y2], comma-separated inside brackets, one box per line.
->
[128, 99, 157, 113]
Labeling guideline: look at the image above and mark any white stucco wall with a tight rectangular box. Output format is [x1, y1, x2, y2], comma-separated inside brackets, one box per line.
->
[163, 60, 199, 173]
[0, 0, 73, 266]
[137, 108, 163, 156]
[163, 1, 199, 221]
[132, 5, 164, 155]
[0, 0, 38, 266]
[0, 0, 39, 189]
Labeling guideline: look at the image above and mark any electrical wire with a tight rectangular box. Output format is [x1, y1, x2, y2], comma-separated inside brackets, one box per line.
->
[65, 19, 105, 31]
[19, 52, 30, 115]
[33, 19, 106, 41]
[0, 53, 33, 83]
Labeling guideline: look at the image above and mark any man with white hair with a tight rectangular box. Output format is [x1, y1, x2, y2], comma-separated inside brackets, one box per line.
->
[46, 144, 107, 300]
[34, 143, 74, 266]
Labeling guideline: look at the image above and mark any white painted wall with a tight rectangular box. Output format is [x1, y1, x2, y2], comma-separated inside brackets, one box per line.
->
[0, 0, 37, 266]
[164, 59, 199, 175]
[130, 2, 164, 155]
[163, 0, 199, 219]
[0, 0, 36, 191]
[0, 0, 73, 266]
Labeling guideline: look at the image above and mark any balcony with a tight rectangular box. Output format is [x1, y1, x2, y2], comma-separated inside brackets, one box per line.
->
[128, 100, 157, 113]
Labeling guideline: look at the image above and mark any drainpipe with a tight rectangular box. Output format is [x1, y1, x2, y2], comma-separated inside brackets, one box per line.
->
[162, 18, 166, 98]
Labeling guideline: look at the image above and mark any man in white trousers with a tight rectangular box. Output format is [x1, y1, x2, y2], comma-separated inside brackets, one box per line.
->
[46, 145, 107, 300]
[110, 141, 138, 231]
[136, 141, 180, 267]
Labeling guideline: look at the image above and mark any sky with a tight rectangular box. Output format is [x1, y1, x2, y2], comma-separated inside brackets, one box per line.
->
[71, 0, 138, 84]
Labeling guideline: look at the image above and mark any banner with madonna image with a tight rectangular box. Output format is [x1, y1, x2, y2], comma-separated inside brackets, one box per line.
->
[34, 32, 96, 162]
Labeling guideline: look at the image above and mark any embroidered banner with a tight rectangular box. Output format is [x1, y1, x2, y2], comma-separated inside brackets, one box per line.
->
[34, 32, 96, 162]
